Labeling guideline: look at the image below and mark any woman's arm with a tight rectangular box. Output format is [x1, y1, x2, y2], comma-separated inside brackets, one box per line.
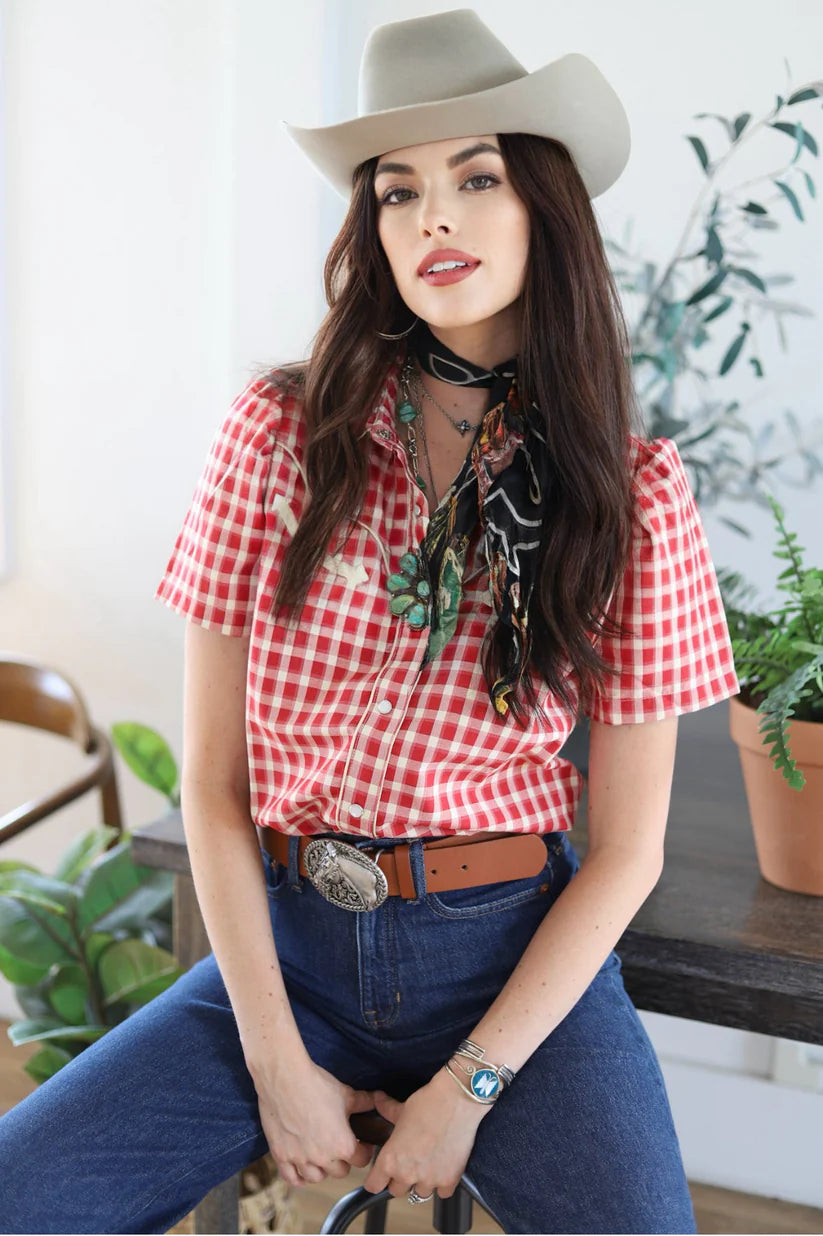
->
[180, 621, 310, 1083]
[443, 714, 678, 1085]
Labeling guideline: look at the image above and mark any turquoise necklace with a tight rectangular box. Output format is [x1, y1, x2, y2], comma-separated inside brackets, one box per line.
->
[385, 357, 482, 633]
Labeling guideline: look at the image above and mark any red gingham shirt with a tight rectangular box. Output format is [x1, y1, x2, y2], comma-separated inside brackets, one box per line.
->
[155, 358, 740, 839]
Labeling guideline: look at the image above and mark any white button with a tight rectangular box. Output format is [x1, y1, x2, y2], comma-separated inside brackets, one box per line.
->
[414, 503, 423, 517]
[376, 699, 392, 714]
[349, 804, 364, 819]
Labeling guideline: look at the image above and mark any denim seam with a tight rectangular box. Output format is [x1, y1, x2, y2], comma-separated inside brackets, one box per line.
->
[121, 1129, 265, 1228]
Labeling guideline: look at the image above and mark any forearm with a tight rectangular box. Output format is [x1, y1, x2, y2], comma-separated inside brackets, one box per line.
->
[180, 783, 310, 1083]
[459, 845, 662, 1078]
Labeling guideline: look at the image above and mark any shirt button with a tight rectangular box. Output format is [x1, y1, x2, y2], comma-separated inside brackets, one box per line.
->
[414, 503, 423, 517]
[349, 804, 364, 819]
[376, 699, 392, 714]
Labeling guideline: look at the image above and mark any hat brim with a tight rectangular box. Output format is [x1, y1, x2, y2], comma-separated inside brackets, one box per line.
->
[282, 53, 630, 201]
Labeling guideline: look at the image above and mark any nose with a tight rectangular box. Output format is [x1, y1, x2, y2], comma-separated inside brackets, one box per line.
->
[417, 191, 454, 238]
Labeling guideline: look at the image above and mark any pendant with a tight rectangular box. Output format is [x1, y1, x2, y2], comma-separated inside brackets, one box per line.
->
[458, 419, 472, 435]
[385, 549, 431, 631]
[397, 400, 418, 424]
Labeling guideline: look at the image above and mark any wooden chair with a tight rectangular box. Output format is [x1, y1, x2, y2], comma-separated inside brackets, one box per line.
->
[0, 651, 124, 845]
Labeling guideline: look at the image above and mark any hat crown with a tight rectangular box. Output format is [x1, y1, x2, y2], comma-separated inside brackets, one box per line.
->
[358, 9, 526, 116]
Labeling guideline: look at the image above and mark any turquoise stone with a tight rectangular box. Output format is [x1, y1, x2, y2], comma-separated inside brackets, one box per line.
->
[389, 593, 415, 616]
[405, 602, 428, 629]
[386, 572, 410, 593]
[416, 579, 431, 599]
[397, 400, 418, 423]
[399, 552, 419, 574]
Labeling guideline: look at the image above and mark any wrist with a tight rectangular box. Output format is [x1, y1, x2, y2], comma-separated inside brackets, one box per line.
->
[244, 1033, 312, 1089]
[431, 1063, 493, 1120]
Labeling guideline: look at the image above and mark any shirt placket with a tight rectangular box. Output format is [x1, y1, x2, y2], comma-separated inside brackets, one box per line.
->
[336, 414, 431, 837]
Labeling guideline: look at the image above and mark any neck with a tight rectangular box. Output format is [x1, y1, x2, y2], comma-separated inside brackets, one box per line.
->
[425, 316, 519, 374]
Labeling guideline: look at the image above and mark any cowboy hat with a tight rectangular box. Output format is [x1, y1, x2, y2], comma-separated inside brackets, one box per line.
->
[281, 7, 631, 201]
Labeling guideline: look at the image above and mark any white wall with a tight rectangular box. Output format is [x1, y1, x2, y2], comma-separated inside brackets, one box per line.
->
[0, 0, 324, 992]
[1, 0, 822, 1209]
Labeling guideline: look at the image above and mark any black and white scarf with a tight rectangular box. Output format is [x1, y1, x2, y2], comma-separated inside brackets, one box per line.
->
[405, 318, 550, 718]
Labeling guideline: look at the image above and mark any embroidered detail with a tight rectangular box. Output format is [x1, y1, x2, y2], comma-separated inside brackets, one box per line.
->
[323, 552, 369, 587]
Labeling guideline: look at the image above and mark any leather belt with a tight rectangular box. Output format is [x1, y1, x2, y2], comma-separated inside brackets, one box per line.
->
[256, 825, 550, 900]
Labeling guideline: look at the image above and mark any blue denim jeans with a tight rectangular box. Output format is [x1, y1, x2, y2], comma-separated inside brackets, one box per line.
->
[0, 831, 696, 1234]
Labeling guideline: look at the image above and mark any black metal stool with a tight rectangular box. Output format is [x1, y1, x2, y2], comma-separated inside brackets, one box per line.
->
[319, 1111, 504, 1234]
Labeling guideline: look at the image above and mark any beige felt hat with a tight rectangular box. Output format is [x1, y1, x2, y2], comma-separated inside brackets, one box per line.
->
[281, 8, 631, 201]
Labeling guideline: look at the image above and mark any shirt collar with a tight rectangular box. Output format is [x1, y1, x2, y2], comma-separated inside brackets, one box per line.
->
[365, 355, 403, 446]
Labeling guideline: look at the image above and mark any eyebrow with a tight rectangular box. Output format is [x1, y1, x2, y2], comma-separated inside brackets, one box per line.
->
[374, 142, 502, 179]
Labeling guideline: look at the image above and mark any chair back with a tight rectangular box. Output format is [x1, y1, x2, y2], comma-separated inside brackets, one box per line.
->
[0, 652, 123, 844]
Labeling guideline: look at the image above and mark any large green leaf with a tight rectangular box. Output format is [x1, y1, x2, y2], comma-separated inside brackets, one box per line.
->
[76, 842, 174, 935]
[111, 722, 178, 797]
[7, 1017, 108, 1046]
[97, 939, 183, 1006]
[0, 883, 80, 978]
[53, 824, 122, 885]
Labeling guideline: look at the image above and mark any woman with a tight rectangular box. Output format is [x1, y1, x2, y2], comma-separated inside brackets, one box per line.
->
[0, 11, 740, 1234]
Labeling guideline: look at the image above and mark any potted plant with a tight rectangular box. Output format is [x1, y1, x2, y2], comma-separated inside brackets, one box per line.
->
[720, 494, 823, 894]
[0, 824, 181, 1082]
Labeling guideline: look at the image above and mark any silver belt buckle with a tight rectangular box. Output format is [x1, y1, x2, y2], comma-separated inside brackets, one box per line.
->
[304, 838, 389, 912]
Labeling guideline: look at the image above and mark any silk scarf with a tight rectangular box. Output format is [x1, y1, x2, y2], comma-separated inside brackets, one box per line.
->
[401, 317, 550, 718]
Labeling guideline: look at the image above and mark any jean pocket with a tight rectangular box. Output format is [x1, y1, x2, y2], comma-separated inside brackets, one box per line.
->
[425, 833, 573, 920]
[260, 847, 290, 900]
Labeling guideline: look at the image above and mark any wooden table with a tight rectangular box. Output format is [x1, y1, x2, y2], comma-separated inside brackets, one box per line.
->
[131, 698, 823, 1230]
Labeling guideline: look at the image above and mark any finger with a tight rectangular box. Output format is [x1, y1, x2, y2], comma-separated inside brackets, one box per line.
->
[348, 1087, 378, 1113]
[324, 1157, 353, 1180]
[294, 1161, 327, 1184]
[276, 1161, 305, 1190]
[349, 1140, 376, 1170]
[372, 1089, 403, 1121]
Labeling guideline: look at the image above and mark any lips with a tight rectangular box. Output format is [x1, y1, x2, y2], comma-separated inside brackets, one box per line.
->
[417, 248, 480, 277]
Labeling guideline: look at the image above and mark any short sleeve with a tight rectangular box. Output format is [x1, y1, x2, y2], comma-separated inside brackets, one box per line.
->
[154, 377, 279, 636]
[586, 436, 740, 725]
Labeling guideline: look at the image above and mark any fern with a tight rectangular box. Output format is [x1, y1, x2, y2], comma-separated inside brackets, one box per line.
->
[720, 494, 823, 788]
[754, 651, 823, 790]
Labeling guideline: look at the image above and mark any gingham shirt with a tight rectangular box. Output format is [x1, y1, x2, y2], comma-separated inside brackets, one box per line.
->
[155, 358, 740, 839]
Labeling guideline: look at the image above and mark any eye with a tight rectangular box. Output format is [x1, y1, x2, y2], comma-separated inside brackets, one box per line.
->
[378, 172, 500, 207]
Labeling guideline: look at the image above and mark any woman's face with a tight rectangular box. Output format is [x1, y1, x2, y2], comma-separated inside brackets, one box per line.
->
[374, 134, 529, 354]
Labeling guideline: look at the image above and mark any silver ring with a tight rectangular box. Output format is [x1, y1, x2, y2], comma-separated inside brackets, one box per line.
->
[408, 1187, 434, 1205]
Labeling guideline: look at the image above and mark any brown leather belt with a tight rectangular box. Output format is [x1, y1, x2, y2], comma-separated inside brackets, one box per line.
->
[256, 825, 551, 899]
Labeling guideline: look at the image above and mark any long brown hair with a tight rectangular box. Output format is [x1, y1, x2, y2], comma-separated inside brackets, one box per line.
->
[260, 132, 643, 727]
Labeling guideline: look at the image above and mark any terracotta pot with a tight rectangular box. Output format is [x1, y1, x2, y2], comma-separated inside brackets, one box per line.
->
[729, 695, 823, 896]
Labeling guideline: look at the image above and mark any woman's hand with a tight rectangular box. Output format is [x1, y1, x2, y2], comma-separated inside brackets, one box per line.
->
[253, 1055, 377, 1189]
[362, 1066, 490, 1200]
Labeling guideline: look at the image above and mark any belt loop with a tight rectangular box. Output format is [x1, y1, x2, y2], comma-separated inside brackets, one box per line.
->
[405, 838, 427, 899]
[287, 836, 303, 891]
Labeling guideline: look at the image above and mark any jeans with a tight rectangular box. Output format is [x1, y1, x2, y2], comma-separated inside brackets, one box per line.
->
[0, 830, 697, 1235]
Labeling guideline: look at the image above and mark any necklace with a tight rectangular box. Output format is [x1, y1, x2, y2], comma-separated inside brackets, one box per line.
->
[417, 373, 482, 437]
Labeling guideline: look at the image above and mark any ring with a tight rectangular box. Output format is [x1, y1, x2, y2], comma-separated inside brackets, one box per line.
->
[408, 1187, 434, 1205]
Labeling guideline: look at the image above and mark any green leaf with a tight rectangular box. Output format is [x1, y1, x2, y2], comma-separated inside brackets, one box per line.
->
[6, 1017, 108, 1046]
[686, 135, 710, 172]
[76, 842, 174, 936]
[770, 121, 818, 157]
[111, 722, 178, 797]
[22, 1042, 74, 1084]
[774, 179, 804, 221]
[730, 267, 767, 293]
[702, 295, 734, 324]
[741, 201, 768, 215]
[53, 826, 122, 885]
[733, 112, 752, 139]
[719, 324, 750, 375]
[686, 268, 729, 305]
[97, 939, 183, 1006]
[802, 170, 816, 200]
[48, 963, 90, 1024]
[786, 86, 821, 104]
